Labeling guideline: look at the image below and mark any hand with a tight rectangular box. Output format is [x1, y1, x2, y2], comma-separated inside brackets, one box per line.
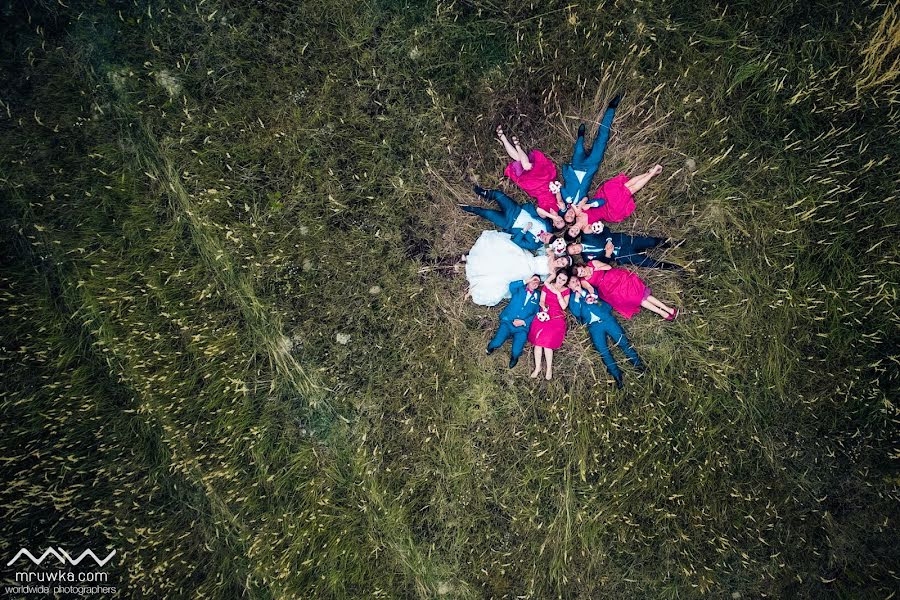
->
[604, 240, 615, 257]
[523, 222, 532, 231]
[512, 319, 525, 327]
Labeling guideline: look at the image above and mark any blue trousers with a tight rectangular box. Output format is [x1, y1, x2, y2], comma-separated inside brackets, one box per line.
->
[613, 235, 679, 270]
[461, 189, 518, 230]
[587, 320, 642, 379]
[488, 320, 529, 360]
[561, 104, 616, 206]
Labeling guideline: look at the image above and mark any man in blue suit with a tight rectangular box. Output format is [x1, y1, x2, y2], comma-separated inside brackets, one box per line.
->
[461, 186, 565, 252]
[559, 93, 622, 213]
[486, 275, 542, 368]
[567, 275, 644, 389]
[566, 225, 680, 270]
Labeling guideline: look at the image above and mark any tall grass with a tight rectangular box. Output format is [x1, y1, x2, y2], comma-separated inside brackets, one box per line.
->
[1, 0, 896, 598]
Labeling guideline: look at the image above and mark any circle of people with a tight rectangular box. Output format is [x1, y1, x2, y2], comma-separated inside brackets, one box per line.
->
[462, 94, 681, 387]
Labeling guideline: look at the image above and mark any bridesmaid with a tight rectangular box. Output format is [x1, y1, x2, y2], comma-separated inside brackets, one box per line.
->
[564, 164, 665, 235]
[576, 259, 679, 320]
[528, 269, 571, 380]
[496, 126, 564, 220]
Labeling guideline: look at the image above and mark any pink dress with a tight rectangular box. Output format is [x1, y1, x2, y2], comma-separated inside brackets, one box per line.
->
[586, 173, 634, 223]
[527, 287, 570, 349]
[505, 150, 559, 215]
[586, 267, 648, 319]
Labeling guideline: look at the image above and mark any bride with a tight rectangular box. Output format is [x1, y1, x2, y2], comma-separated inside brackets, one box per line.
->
[465, 230, 573, 306]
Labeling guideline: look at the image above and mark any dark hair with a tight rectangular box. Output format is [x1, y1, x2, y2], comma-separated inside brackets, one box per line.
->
[558, 255, 573, 268]
[550, 268, 571, 285]
[563, 229, 580, 243]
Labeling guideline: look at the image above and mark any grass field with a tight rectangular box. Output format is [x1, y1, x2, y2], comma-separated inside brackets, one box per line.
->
[1, 0, 897, 598]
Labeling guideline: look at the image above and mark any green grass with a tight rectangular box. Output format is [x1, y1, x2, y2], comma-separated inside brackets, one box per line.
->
[1, 0, 897, 598]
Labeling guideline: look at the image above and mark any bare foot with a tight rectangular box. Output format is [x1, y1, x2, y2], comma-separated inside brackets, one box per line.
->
[650, 164, 663, 176]
[530, 368, 540, 379]
[544, 369, 552, 381]
[511, 135, 521, 148]
[496, 125, 507, 142]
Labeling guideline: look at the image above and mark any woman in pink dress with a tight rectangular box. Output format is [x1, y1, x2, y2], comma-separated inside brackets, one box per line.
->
[527, 269, 571, 380]
[575, 259, 679, 321]
[496, 126, 565, 222]
[563, 164, 665, 236]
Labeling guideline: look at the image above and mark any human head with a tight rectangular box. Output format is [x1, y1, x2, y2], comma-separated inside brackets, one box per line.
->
[575, 264, 591, 278]
[551, 215, 565, 230]
[567, 224, 582, 239]
[551, 269, 570, 287]
[567, 275, 582, 292]
[526, 274, 541, 292]
[552, 255, 573, 270]
[563, 206, 577, 224]
[537, 231, 553, 244]
[566, 243, 582, 256]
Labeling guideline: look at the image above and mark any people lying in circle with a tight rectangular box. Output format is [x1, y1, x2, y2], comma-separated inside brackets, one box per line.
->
[566, 223, 680, 270]
[562, 163, 664, 236]
[576, 259, 680, 321]
[486, 275, 542, 369]
[460, 185, 565, 252]
[527, 268, 571, 380]
[567, 275, 643, 389]
[559, 93, 622, 208]
[496, 126, 565, 219]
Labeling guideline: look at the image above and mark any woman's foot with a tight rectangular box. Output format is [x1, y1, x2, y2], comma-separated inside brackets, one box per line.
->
[544, 368, 552, 381]
[530, 368, 540, 379]
[650, 164, 663, 176]
[496, 125, 504, 139]
[665, 307, 680, 321]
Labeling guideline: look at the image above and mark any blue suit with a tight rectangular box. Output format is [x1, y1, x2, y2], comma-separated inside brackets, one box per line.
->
[488, 280, 542, 361]
[569, 289, 642, 383]
[578, 231, 678, 270]
[461, 190, 549, 253]
[560, 102, 617, 208]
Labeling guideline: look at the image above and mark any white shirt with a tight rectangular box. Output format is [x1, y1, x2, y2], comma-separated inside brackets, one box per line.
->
[511, 208, 548, 236]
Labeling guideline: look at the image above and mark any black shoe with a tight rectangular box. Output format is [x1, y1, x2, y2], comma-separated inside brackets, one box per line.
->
[608, 92, 623, 109]
[473, 185, 490, 199]
[614, 375, 624, 389]
[577, 123, 586, 138]
[508, 356, 519, 369]
[486, 345, 495, 355]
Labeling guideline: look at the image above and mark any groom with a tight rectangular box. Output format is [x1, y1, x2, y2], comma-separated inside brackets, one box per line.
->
[487, 275, 542, 368]
[559, 93, 622, 209]
[461, 186, 565, 252]
[566, 225, 680, 270]
[567, 276, 643, 388]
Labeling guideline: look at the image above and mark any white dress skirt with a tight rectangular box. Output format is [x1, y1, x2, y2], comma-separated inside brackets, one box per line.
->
[465, 230, 551, 306]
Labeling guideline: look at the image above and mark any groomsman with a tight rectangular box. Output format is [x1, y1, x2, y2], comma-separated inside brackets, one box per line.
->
[461, 186, 565, 252]
[559, 93, 622, 209]
[487, 275, 542, 368]
[567, 276, 644, 389]
[566, 225, 680, 270]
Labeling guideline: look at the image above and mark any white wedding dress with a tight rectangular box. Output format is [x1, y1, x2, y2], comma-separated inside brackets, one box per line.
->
[465, 230, 551, 306]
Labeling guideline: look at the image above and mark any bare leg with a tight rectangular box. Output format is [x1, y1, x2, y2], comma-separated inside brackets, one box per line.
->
[496, 126, 520, 161]
[646, 295, 675, 315]
[512, 136, 532, 170]
[640, 299, 670, 319]
[625, 164, 663, 194]
[530, 346, 542, 378]
[544, 348, 554, 380]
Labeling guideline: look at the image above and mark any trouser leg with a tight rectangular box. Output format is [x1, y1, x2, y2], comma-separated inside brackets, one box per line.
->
[616, 253, 681, 270]
[625, 235, 666, 252]
[488, 189, 519, 215]
[608, 321, 642, 368]
[589, 324, 621, 379]
[585, 104, 616, 165]
[488, 322, 513, 351]
[510, 329, 528, 360]
[461, 205, 509, 229]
